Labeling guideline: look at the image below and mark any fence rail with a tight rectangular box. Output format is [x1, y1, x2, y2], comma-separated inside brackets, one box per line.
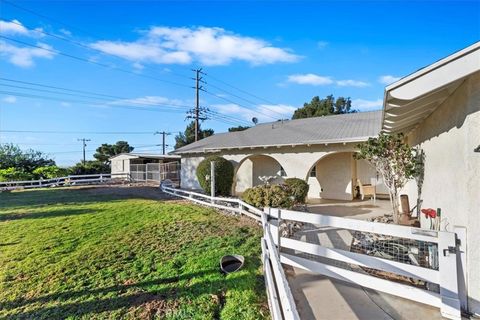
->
[264, 207, 462, 320]
[0, 173, 129, 190]
[160, 185, 299, 320]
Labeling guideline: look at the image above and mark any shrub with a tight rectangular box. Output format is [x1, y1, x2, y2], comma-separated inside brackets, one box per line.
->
[242, 184, 293, 209]
[284, 178, 309, 204]
[196, 156, 234, 196]
[33, 166, 69, 179]
[0, 167, 34, 182]
[69, 161, 110, 175]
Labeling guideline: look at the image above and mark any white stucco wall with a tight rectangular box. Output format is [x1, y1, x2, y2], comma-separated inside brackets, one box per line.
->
[235, 158, 252, 193]
[180, 156, 204, 190]
[317, 152, 354, 200]
[180, 144, 381, 201]
[401, 72, 480, 313]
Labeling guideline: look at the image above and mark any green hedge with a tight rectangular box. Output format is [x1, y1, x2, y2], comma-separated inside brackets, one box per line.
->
[242, 184, 293, 209]
[196, 156, 234, 196]
[284, 178, 309, 204]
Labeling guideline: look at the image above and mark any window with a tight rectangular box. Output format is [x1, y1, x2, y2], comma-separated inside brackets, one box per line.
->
[309, 165, 317, 177]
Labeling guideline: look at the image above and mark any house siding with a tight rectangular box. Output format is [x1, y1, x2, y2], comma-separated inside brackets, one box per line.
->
[402, 72, 480, 313]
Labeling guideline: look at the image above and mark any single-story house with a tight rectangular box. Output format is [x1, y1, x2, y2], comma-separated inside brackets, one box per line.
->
[172, 41, 479, 313]
[383, 41, 480, 314]
[173, 111, 388, 200]
[110, 153, 180, 182]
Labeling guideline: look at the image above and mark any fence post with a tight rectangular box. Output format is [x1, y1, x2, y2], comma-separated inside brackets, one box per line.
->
[454, 226, 468, 312]
[210, 161, 215, 204]
[438, 231, 461, 320]
[277, 209, 281, 252]
[100, 173, 103, 183]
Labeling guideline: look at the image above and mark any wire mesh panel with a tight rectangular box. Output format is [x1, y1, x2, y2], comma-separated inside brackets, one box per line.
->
[146, 163, 160, 182]
[130, 164, 146, 181]
[281, 221, 440, 292]
[159, 162, 180, 185]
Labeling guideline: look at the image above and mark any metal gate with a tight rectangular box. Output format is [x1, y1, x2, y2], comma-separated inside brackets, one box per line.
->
[264, 207, 463, 320]
[130, 162, 180, 185]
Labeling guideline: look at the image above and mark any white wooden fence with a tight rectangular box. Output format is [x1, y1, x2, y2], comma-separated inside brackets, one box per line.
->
[264, 207, 462, 320]
[160, 185, 299, 320]
[0, 173, 129, 191]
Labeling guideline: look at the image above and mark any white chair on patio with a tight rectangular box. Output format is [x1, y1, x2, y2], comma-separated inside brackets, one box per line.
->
[357, 179, 376, 203]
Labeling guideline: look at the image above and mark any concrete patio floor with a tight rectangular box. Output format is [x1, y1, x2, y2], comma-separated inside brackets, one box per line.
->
[286, 198, 443, 320]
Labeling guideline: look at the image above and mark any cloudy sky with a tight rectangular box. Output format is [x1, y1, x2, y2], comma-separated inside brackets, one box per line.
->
[0, 0, 478, 165]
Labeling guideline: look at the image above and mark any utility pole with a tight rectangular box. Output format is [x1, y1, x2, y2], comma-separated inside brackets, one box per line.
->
[154, 131, 171, 155]
[77, 138, 91, 169]
[192, 68, 205, 141]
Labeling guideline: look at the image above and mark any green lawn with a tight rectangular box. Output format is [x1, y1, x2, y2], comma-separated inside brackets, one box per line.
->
[0, 187, 268, 320]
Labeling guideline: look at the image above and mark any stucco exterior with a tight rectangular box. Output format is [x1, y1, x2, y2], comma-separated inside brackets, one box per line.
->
[399, 72, 480, 313]
[180, 143, 384, 201]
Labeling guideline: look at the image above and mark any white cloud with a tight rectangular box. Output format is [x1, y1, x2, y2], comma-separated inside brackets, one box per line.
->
[352, 98, 383, 111]
[0, 41, 56, 67]
[90, 26, 300, 66]
[59, 28, 72, 36]
[336, 79, 369, 87]
[287, 73, 333, 86]
[287, 73, 369, 87]
[0, 19, 44, 38]
[60, 102, 71, 107]
[379, 75, 401, 85]
[2, 95, 17, 103]
[317, 41, 328, 49]
[0, 19, 29, 35]
[214, 103, 296, 122]
[109, 95, 188, 108]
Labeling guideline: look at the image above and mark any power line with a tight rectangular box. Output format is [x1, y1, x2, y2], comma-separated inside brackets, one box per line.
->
[205, 72, 280, 106]
[0, 130, 162, 135]
[205, 81, 289, 119]
[2, 0, 100, 38]
[0, 36, 191, 89]
[3, 18, 192, 82]
[0, 90, 188, 114]
[0, 78, 192, 109]
[203, 90, 278, 121]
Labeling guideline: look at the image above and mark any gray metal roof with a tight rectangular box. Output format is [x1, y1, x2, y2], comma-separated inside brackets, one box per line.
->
[173, 111, 382, 154]
[110, 153, 180, 160]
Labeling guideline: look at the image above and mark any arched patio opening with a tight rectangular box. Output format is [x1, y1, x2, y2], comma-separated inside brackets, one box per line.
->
[233, 154, 287, 195]
[306, 152, 355, 201]
[306, 151, 385, 201]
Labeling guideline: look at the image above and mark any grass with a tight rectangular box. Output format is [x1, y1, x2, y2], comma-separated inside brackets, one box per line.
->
[0, 187, 268, 320]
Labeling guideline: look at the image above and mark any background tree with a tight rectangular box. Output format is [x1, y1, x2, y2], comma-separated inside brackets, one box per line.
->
[93, 141, 134, 164]
[0, 144, 55, 172]
[228, 126, 250, 132]
[292, 95, 357, 119]
[69, 160, 110, 175]
[356, 133, 422, 224]
[175, 121, 214, 149]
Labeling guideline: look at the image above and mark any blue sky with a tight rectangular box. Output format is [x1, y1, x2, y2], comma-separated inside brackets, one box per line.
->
[0, 0, 478, 166]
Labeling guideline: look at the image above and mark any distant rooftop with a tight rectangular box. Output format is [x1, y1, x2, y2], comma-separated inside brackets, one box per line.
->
[110, 153, 180, 160]
[173, 111, 382, 154]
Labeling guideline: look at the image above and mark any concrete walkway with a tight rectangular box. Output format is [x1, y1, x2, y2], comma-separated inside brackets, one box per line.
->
[285, 199, 443, 320]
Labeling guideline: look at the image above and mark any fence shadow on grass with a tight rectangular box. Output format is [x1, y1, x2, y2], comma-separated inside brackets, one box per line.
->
[0, 208, 99, 222]
[0, 186, 175, 211]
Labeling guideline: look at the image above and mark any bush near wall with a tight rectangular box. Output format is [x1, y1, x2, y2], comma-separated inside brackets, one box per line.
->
[196, 156, 234, 196]
[242, 184, 294, 209]
[284, 178, 309, 204]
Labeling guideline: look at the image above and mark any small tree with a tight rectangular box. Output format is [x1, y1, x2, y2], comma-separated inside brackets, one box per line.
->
[196, 156, 234, 196]
[356, 133, 420, 224]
